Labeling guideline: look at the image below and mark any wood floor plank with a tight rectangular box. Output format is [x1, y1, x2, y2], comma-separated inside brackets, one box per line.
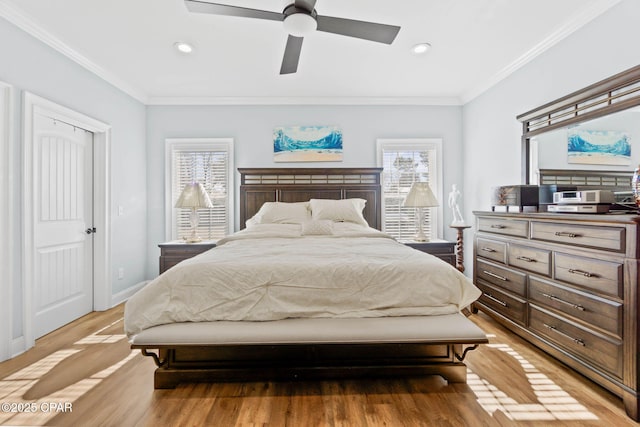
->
[0, 305, 638, 426]
[328, 381, 368, 427]
[233, 382, 271, 426]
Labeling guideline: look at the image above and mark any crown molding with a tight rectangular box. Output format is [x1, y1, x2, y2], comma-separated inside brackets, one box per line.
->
[146, 96, 462, 106]
[0, 0, 149, 104]
[460, 0, 622, 104]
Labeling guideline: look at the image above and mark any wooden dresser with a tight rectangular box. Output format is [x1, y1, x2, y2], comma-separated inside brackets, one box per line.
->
[473, 211, 640, 420]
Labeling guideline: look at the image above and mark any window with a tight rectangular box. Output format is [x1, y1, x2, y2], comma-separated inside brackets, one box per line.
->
[376, 139, 442, 241]
[166, 138, 234, 241]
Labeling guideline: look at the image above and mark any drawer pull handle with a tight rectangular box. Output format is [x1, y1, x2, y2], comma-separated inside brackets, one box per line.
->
[491, 224, 506, 229]
[483, 292, 508, 307]
[543, 323, 585, 346]
[555, 231, 579, 238]
[482, 270, 508, 281]
[568, 268, 595, 278]
[481, 247, 497, 253]
[541, 293, 586, 311]
[516, 256, 535, 262]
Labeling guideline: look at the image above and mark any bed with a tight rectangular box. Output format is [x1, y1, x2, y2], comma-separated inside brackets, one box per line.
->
[127, 168, 487, 389]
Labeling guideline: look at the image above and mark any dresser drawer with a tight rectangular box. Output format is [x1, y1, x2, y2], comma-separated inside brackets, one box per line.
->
[476, 238, 507, 263]
[158, 241, 217, 274]
[160, 243, 216, 257]
[554, 253, 623, 298]
[478, 217, 528, 238]
[508, 244, 551, 277]
[529, 276, 622, 337]
[476, 282, 526, 325]
[476, 259, 527, 297]
[529, 305, 622, 378]
[531, 221, 625, 253]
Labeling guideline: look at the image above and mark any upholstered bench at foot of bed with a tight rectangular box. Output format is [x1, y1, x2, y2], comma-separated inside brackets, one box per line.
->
[130, 313, 488, 389]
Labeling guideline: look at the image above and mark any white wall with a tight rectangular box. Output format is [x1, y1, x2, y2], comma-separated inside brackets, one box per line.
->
[462, 0, 640, 266]
[0, 16, 147, 353]
[145, 104, 464, 278]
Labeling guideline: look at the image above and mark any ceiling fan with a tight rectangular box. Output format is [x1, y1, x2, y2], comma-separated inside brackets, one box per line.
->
[184, 0, 401, 74]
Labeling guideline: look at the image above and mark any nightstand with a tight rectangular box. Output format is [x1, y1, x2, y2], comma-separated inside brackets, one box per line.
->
[400, 240, 456, 268]
[158, 241, 216, 274]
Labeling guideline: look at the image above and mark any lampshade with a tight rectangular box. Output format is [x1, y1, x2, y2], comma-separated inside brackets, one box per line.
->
[403, 182, 439, 208]
[175, 182, 213, 209]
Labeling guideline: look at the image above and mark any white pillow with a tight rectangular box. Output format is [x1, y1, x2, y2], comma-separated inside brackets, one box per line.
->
[309, 198, 368, 226]
[301, 219, 334, 236]
[245, 215, 261, 228]
[249, 201, 311, 225]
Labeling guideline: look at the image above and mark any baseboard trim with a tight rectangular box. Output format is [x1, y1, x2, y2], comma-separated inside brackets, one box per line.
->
[110, 280, 149, 308]
[11, 336, 25, 359]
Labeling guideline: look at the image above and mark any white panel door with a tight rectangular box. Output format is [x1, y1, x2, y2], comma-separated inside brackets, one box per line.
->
[33, 113, 94, 338]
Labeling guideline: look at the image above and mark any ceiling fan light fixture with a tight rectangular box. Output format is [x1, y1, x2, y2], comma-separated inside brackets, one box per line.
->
[283, 12, 317, 37]
[412, 43, 431, 54]
[174, 41, 194, 54]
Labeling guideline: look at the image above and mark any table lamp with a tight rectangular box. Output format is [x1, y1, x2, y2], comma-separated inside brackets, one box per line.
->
[403, 182, 439, 242]
[174, 182, 213, 243]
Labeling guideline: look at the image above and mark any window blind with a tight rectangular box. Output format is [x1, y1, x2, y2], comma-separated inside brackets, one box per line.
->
[169, 141, 233, 241]
[378, 142, 440, 240]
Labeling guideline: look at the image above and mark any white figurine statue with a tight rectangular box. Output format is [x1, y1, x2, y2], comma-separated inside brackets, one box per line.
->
[448, 184, 465, 225]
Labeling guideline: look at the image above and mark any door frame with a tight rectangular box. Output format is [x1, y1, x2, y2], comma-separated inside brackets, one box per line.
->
[0, 82, 14, 361]
[22, 92, 111, 350]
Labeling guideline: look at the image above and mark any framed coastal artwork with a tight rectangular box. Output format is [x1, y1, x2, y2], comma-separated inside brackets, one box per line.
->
[273, 125, 343, 162]
[567, 129, 631, 165]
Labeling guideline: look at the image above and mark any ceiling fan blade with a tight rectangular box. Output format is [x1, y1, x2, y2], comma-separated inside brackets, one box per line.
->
[316, 15, 400, 44]
[184, 0, 284, 22]
[294, 0, 317, 12]
[280, 35, 304, 75]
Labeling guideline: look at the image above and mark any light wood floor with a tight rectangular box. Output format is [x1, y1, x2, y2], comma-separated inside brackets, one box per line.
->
[0, 305, 637, 426]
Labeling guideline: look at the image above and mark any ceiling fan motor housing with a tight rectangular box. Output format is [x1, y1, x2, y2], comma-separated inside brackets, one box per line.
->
[283, 5, 318, 37]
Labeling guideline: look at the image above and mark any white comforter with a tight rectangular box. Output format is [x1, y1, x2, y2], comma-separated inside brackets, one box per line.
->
[124, 223, 481, 338]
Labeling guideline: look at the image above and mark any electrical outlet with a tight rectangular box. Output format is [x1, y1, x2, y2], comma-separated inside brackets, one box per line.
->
[117, 267, 124, 280]
[118, 206, 124, 216]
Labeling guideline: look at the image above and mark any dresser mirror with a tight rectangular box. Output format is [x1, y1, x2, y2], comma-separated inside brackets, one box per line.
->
[518, 64, 640, 190]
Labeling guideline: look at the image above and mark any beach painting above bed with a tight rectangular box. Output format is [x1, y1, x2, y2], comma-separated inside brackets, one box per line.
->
[567, 129, 631, 165]
[273, 125, 343, 162]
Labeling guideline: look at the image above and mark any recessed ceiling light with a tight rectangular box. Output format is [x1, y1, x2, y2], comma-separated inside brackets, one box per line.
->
[412, 43, 431, 54]
[174, 42, 193, 54]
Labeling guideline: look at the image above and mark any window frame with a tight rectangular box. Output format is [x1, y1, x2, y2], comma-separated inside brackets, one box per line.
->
[376, 138, 443, 241]
[165, 138, 234, 241]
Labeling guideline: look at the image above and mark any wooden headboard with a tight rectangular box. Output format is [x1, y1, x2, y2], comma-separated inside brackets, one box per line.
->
[239, 168, 383, 230]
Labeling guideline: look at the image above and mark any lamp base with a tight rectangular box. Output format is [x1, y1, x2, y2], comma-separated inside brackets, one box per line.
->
[413, 207, 429, 242]
[185, 208, 202, 243]
[412, 234, 430, 242]
[184, 236, 202, 244]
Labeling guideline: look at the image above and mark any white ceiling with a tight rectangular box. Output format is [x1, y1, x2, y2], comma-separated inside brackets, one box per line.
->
[0, 0, 621, 105]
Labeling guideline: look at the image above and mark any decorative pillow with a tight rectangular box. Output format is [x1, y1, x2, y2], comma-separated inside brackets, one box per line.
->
[245, 215, 261, 228]
[250, 201, 311, 225]
[309, 198, 368, 226]
[301, 219, 334, 236]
